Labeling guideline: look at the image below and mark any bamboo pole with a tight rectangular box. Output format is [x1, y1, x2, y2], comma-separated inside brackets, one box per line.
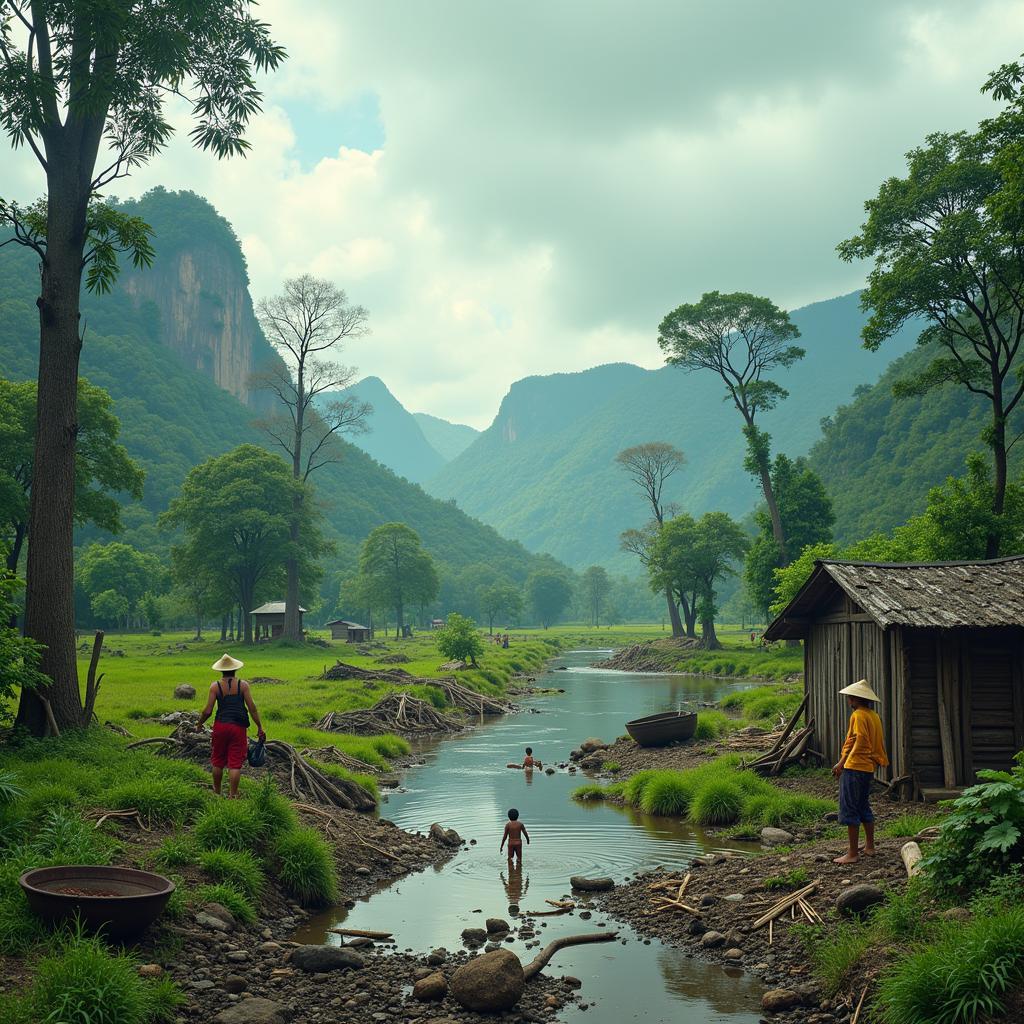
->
[752, 881, 819, 929]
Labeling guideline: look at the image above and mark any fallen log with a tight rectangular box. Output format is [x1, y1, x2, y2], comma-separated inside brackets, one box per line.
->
[327, 927, 393, 940]
[522, 932, 618, 980]
[901, 841, 924, 877]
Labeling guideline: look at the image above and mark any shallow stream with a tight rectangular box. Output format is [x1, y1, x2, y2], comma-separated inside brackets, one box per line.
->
[295, 650, 765, 1022]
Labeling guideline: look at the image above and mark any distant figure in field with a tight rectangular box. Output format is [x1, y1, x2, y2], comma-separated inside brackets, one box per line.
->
[502, 633, 510, 648]
[196, 654, 266, 799]
[500, 807, 530, 865]
[750, 631, 756, 644]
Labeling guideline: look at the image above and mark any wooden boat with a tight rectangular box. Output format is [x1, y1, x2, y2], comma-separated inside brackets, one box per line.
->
[625, 710, 698, 747]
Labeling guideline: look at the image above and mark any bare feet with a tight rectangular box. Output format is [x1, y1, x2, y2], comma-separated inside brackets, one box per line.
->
[833, 853, 859, 864]
[862, 847, 878, 857]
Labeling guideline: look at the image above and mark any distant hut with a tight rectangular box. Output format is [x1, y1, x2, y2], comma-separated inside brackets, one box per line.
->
[325, 619, 372, 643]
[764, 557, 1024, 802]
[250, 602, 306, 642]
[430, 618, 445, 630]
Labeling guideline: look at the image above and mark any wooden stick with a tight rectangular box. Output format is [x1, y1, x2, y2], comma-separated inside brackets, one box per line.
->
[765, 693, 808, 756]
[545, 899, 574, 909]
[768, 919, 773, 944]
[901, 841, 924, 877]
[328, 927, 393, 940]
[752, 881, 819, 929]
[82, 630, 105, 725]
[851, 985, 868, 1024]
[523, 932, 618, 980]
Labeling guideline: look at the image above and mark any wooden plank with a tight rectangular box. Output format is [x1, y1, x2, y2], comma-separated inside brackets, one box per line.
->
[897, 629, 913, 791]
[815, 613, 879, 625]
[935, 632, 957, 788]
[1013, 633, 1024, 753]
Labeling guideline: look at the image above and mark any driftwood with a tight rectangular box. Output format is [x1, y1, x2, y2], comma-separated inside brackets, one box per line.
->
[293, 802, 400, 860]
[522, 932, 618, 980]
[746, 719, 818, 776]
[85, 808, 149, 831]
[316, 692, 462, 737]
[764, 693, 808, 757]
[299, 745, 380, 775]
[901, 841, 924, 877]
[328, 927, 393, 940]
[752, 881, 819, 929]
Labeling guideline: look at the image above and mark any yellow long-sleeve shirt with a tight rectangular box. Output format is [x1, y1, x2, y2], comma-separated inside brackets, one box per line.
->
[840, 707, 889, 773]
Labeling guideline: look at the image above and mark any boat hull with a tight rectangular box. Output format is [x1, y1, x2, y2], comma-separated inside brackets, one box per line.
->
[625, 710, 698, 747]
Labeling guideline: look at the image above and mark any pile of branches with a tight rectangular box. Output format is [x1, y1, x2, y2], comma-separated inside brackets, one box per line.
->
[319, 661, 413, 683]
[315, 692, 462, 737]
[299, 744, 381, 775]
[439, 678, 513, 716]
[126, 726, 376, 811]
[744, 696, 822, 776]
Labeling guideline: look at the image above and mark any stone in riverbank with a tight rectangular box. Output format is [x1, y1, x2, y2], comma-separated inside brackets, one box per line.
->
[214, 998, 294, 1024]
[430, 822, 462, 846]
[760, 827, 794, 845]
[289, 945, 365, 973]
[571, 875, 615, 892]
[835, 884, 884, 917]
[413, 971, 448, 1001]
[761, 988, 802, 1013]
[449, 949, 525, 1011]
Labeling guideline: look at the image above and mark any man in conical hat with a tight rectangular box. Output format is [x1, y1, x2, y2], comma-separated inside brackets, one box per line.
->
[196, 654, 266, 798]
[832, 679, 889, 865]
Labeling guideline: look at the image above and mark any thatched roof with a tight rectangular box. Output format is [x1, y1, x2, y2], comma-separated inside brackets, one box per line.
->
[250, 602, 306, 616]
[764, 556, 1024, 639]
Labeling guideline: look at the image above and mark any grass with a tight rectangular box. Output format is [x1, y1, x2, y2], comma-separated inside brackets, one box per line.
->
[198, 847, 264, 900]
[690, 778, 745, 825]
[250, 776, 299, 839]
[571, 784, 609, 802]
[640, 771, 698, 816]
[196, 883, 257, 925]
[764, 867, 810, 891]
[602, 761, 622, 773]
[880, 813, 946, 838]
[719, 685, 803, 726]
[692, 710, 736, 740]
[273, 827, 338, 907]
[193, 800, 263, 852]
[797, 920, 874, 996]
[152, 835, 199, 870]
[98, 776, 207, 825]
[316, 761, 380, 800]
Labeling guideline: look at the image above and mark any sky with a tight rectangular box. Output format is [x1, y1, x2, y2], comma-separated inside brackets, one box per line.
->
[4, 1, 1024, 427]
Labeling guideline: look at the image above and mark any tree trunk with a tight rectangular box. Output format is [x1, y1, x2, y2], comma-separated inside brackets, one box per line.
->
[664, 587, 684, 637]
[700, 613, 721, 650]
[396, 598, 404, 637]
[987, 391, 1007, 559]
[17, 185, 89, 736]
[283, 490, 303, 640]
[220, 615, 228, 642]
[758, 462, 786, 560]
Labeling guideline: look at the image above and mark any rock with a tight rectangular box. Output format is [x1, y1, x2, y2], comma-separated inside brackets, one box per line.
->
[579, 737, 608, 753]
[449, 949, 526, 1012]
[760, 827, 795, 846]
[413, 971, 448, 1001]
[835, 884, 885, 917]
[345, 937, 374, 948]
[570, 875, 615, 892]
[698, 894, 718, 908]
[173, 683, 196, 699]
[545, 995, 561, 1007]
[196, 912, 233, 933]
[723, 893, 745, 902]
[439, 660, 468, 671]
[762, 989, 802, 1013]
[580, 753, 604, 770]
[545, 767, 556, 775]
[723, 948, 743, 960]
[700, 930, 726, 948]
[289, 945, 365, 973]
[940, 906, 971, 922]
[824, 812, 839, 822]
[214, 998, 294, 1024]
[486, 917, 511, 934]
[137, 964, 163, 977]
[355, 866, 371, 876]
[224, 975, 247, 994]
[191, 980, 215, 991]
[226, 950, 248, 963]
[259, 941, 282, 952]
[427, 947, 448, 966]
[429, 822, 462, 847]
[563, 976, 582, 988]
[685, 918, 707, 936]
[202, 902, 237, 928]
[461, 927, 488, 945]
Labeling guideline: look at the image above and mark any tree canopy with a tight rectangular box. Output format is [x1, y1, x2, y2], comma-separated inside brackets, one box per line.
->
[477, 581, 523, 634]
[76, 541, 164, 628]
[358, 523, 439, 636]
[526, 570, 573, 629]
[435, 612, 484, 666]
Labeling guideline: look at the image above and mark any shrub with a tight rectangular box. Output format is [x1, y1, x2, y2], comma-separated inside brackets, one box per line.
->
[876, 909, 1024, 1024]
[193, 801, 262, 852]
[100, 777, 206, 825]
[196, 883, 256, 925]
[620, 770, 659, 807]
[572, 784, 609, 802]
[250, 777, 298, 839]
[640, 772, 696, 817]
[602, 761, 622, 773]
[436, 613, 484, 666]
[690, 779, 744, 825]
[274, 827, 338, 906]
[198, 848, 264, 900]
[871, 879, 932, 942]
[153, 836, 199, 870]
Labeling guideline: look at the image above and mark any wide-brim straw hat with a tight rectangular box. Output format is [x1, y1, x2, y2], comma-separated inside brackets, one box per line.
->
[211, 654, 244, 672]
[839, 679, 880, 702]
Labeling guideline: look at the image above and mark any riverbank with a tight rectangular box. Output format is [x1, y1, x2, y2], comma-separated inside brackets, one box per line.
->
[593, 636, 802, 681]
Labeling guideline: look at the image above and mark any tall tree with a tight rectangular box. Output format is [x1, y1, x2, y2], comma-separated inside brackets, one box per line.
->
[76, 541, 164, 628]
[0, 378, 143, 575]
[837, 116, 1024, 557]
[162, 445, 320, 644]
[657, 293, 803, 560]
[477, 581, 523, 634]
[615, 443, 686, 636]
[526, 570, 573, 629]
[0, 3, 285, 735]
[254, 275, 370, 641]
[621, 523, 698, 637]
[358, 523, 439, 637]
[581, 565, 611, 627]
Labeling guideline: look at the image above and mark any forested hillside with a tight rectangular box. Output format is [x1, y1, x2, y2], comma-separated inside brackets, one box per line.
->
[426, 293, 920, 569]
[0, 191, 557, 614]
[413, 412, 479, 461]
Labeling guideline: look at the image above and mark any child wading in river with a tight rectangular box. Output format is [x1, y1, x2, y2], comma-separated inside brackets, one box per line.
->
[500, 808, 530, 865]
[832, 679, 889, 865]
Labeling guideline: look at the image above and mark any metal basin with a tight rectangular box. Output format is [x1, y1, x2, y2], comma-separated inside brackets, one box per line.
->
[19, 865, 175, 938]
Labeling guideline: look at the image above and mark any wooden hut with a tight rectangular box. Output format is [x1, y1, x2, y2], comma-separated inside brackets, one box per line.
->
[325, 619, 372, 643]
[764, 557, 1024, 801]
[250, 602, 305, 641]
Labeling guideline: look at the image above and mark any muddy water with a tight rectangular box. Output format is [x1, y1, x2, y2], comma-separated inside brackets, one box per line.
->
[296, 650, 764, 1022]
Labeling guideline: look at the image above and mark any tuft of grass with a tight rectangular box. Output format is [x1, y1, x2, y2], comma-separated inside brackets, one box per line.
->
[764, 868, 810, 891]
[870, 880, 932, 942]
[196, 883, 257, 925]
[639, 771, 696, 817]
[99, 777, 206, 825]
[193, 800, 262, 852]
[315, 762, 379, 801]
[273, 827, 338, 907]
[690, 778, 745, 825]
[572, 784, 610, 802]
[602, 761, 622, 773]
[250, 777, 299, 839]
[152, 835, 199, 870]
[620, 770, 660, 807]
[800, 921, 874, 996]
[880, 813, 945, 839]
[198, 847, 264, 900]
[693, 710, 735, 740]
[18, 782, 81, 818]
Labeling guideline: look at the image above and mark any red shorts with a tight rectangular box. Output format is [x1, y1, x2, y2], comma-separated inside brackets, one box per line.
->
[211, 721, 248, 770]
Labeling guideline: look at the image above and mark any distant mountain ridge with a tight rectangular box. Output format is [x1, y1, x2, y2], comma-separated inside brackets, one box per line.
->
[413, 412, 479, 461]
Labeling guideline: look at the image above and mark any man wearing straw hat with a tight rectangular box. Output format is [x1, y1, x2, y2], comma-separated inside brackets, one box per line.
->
[196, 654, 266, 798]
[831, 679, 888, 865]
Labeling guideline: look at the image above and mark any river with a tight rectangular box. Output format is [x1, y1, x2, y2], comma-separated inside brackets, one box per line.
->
[295, 649, 765, 1023]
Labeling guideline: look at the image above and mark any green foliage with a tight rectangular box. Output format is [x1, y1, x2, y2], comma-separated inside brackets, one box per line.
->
[719, 685, 803, 726]
[692, 710, 734, 740]
[153, 836, 199, 870]
[196, 883, 256, 925]
[690, 778, 745, 825]
[98, 776, 206, 825]
[316, 763, 379, 801]
[193, 801, 263, 853]
[602, 761, 622, 773]
[435, 612, 484, 666]
[881, 813, 945, 839]
[921, 753, 1024, 895]
[876, 910, 1024, 1024]
[477, 581, 523, 631]
[199, 847, 264, 900]
[639, 771, 697, 816]
[273, 827, 338, 907]
[526, 570, 574, 628]
[250, 777, 299, 840]
[764, 868, 810, 891]
[358, 522, 440, 632]
[0, 574, 44, 723]
[871, 879, 932, 942]
[801, 921, 873, 996]
[571, 784, 610, 802]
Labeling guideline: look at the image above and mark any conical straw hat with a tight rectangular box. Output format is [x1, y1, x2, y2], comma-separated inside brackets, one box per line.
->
[839, 679, 880, 702]
[211, 653, 244, 672]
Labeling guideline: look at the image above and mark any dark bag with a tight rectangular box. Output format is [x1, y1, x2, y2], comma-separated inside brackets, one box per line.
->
[247, 736, 267, 767]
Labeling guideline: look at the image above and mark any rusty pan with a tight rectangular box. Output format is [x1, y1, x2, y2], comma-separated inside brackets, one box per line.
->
[19, 865, 175, 938]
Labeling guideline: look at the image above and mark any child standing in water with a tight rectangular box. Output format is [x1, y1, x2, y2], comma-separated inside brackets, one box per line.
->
[832, 679, 889, 865]
[522, 746, 542, 768]
[500, 808, 530, 864]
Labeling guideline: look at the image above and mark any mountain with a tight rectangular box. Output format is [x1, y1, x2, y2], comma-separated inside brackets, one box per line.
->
[323, 376, 446, 484]
[807, 343, 1024, 544]
[425, 292, 921, 569]
[0, 189, 557, 614]
[413, 412, 479, 461]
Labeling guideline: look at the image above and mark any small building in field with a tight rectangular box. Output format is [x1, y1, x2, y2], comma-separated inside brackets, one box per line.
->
[325, 619, 373, 643]
[430, 618, 445, 630]
[250, 602, 305, 641]
[764, 557, 1024, 802]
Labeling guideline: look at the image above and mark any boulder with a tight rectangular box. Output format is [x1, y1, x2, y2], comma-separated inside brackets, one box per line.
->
[579, 737, 608, 753]
[545, 767, 556, 775]
[413, 971, 448, 1001]
[723, 948, 743, 960]
[835, 884, 885, 918]
[700, 930, 726, 948]
[449, 949, 525, 1012]
[486, 917, 510, 934]
[173, 683, 196, 700]
[760, 827, 795, 846]
[429, 822, 462, 847]
[427, 948, 448, 966]
[195, 912, 232, 933]
[570, 875, 614, 892]
[685, 918, 707, 936]
[461, 927, 488, 945]
[761, 989, 802, 1013]
[214, 998, 294, 1024]
[289, 945, 365, 973]
[137, 964, 163, 978]
[223, 975, 247, 994]
[580, 753, 604, 770]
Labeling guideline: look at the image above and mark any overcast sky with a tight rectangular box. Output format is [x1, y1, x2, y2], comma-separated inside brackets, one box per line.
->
[5, 1, 1024, 426]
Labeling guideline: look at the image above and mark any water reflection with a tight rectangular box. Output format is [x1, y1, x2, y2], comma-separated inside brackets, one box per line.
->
[502, 863, 527, 910]
[658, 947, 762, 1016]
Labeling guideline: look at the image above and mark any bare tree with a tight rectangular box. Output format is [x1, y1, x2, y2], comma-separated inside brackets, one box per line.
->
[616, 443, 686, 637]
[253, 275, 371, 641]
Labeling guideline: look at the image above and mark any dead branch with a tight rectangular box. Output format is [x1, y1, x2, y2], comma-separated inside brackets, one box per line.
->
[82, 630, 104, 725]
[523, 932, 619, 980]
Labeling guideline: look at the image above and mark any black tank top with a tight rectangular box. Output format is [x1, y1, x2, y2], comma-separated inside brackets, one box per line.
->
[214, 678, 250, 727]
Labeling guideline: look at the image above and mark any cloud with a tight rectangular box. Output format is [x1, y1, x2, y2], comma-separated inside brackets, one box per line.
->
[3, 1, 1024, 425]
